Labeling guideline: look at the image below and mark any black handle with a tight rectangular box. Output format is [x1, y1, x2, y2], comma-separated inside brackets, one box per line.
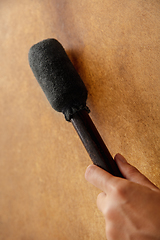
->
[71, 109, 124, 178]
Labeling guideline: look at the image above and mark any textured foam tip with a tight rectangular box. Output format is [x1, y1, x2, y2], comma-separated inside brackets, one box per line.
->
[28, 38, 89, 121]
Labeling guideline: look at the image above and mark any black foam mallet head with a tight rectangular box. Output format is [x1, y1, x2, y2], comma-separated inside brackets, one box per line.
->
[28, 38, 89, 121]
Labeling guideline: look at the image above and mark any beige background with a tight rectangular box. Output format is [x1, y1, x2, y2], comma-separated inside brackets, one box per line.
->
[0, 0, 160, 239]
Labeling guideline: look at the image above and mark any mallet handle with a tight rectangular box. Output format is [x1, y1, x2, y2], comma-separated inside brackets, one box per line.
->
[71, 109, 124, 178]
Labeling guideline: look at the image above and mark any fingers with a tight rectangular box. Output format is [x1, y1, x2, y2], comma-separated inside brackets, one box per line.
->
[85, 164, 120, 193]
[114, 153, 159, 191]
[85, 154, 159, 195]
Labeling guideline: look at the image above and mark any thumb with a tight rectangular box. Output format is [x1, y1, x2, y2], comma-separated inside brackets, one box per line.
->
[114, 153, 158, 191]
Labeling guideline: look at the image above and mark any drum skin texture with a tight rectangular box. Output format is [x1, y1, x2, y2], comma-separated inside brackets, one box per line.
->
[0, 0, 160, 239]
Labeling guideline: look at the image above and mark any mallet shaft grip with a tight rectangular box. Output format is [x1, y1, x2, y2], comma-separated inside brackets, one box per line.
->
[71, 110, 124, 178]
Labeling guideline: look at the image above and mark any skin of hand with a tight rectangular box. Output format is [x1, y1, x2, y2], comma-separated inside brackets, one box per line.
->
[85, 153, 160, 240]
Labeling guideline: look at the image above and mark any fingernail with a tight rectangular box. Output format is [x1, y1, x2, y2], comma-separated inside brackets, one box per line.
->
[115, 153, 127, 163]
[85, 165, 94, 181]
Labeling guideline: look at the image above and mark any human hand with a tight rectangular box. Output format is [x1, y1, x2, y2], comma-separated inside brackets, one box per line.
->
[85, 153, 160, 240]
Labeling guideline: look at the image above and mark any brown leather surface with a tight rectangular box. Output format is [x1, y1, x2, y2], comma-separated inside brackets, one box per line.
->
[0, 0, 160, 239]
